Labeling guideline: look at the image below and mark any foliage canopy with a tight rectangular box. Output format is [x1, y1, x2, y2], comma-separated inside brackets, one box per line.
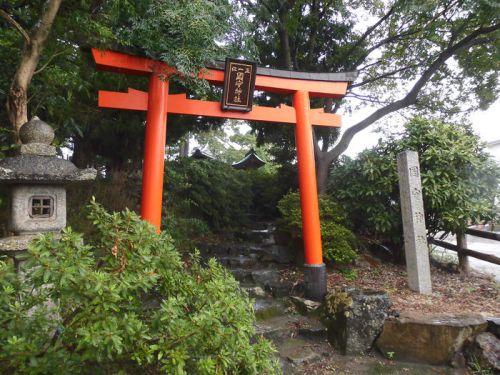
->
[242, 0, 500, 191]
[0, 0, 251, 169]
[164, 158, 253, 234]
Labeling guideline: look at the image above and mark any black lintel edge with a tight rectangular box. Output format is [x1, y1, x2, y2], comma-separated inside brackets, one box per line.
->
[207, 62, 358, 83]
[256, 67, 358, 83]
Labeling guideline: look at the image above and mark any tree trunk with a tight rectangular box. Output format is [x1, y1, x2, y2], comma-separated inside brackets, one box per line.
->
[277, 6, 292, 70]
[179, 135, 190, 157]
[5, 0, 62, 142]
[316, 152, 331, 195]
[72, 137, 94, 169]
[6, 83, 28, 142]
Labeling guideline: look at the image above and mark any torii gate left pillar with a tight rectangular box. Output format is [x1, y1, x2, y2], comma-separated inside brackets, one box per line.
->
[92, 49, 356, 301]
[141, 73, 168, 230]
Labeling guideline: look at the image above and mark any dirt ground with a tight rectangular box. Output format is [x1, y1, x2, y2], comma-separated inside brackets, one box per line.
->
[326, 254, 499, 316]
[278, 255, 498, 374]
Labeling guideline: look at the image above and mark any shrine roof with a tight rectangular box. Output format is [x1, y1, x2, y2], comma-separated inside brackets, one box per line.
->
[232, 149, 266, 170]
[191, 148, 215, 160]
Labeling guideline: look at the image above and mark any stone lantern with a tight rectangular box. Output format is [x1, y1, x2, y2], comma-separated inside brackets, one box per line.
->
[0, 117, 96, 269]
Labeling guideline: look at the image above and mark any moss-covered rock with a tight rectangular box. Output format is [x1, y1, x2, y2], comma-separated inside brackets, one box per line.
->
[322, 288, 391, 355]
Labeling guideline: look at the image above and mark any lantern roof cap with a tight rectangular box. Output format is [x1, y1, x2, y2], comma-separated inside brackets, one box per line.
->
[0, 117, 96, 184]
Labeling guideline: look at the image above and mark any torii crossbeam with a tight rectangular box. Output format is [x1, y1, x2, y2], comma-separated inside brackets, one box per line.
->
[92, 49, 356, 300]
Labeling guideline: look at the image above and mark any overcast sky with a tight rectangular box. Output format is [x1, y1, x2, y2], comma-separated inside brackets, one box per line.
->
[340, 99, 500, 157]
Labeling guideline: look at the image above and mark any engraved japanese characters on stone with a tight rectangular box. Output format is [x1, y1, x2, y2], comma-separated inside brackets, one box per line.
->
[408, 166, 420, 177]
[411, 188, 422, 198]
[397, 150, 432, 294]
[414, 211, 425, 224]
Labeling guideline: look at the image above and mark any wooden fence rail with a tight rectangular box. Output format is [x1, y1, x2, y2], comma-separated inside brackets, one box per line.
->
[465, 228, 500, 241]
[429, 237, 500, 266]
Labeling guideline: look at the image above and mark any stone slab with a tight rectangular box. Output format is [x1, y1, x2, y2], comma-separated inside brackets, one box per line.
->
[376, 312, 488, 365]
[465, 332, 500, 371]
[290, 296, 322, 315]
[279, 338, 321, 365]
[0, 234, 44, 252]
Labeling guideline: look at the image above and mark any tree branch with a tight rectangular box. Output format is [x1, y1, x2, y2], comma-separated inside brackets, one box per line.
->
[340, 2, 397, 67]
[7, 0, 63, 137]
[345, 92, 390, 105]
[32, 0, 63, 45]
[350, 28, 423, 69]
[350, 64, 422, 89]
[312, 128, 321, 155]
[34, 48, 70, 75]
[348, 0, 463, 70]
[326, 22, 500, 162]
[0, 8, 30, 43]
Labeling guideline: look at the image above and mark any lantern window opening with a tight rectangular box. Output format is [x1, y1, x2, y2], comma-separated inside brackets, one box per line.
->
[29, 196, 54, 218]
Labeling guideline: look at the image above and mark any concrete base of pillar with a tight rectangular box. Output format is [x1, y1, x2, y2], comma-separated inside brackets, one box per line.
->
[304, 263, 327, 301]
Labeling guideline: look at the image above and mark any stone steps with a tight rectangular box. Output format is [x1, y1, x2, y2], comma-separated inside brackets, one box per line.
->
[256, 312, 331, 374]
[208, 246, 294, 266]
[199, 221, 331, 372]
[277, 338, 325, 372]
[233, 268, 297, 297]
[256, 314, 327, 343]
[201, 241, 292, 259]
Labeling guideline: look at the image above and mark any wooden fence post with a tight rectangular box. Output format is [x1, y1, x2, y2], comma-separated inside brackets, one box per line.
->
[457, 232, 470, 274]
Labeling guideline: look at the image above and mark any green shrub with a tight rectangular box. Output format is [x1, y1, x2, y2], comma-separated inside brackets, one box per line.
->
[67, 158, 285, 250]
[164, 158, 253, 233]
[277, 192, 357, 264]
[329, 117, 500, 253]
[246, 168, 287, 218]
[0, 200, 280, 374]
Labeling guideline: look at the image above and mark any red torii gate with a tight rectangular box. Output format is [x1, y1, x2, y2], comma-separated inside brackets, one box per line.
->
[92, 49, 356, 300]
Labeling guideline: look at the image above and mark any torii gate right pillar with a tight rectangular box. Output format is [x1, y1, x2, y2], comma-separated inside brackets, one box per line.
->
[294, 90, 326, 300]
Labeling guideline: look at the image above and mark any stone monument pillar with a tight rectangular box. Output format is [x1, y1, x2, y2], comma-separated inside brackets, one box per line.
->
[0, 117, 96, 270]
[397, 150, 432, 294]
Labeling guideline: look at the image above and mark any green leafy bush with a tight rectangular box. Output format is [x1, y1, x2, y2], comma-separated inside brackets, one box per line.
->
[67, 158, 285, 250]
[0, 200, 280, 374]
[330, 117, 500, 251]
[246, 168, 287, 218]
[164, 158, 253, 233]
[277, 192, 357, 264]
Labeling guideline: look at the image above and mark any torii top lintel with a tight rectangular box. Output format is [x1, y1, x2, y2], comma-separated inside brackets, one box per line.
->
[92, 49, 356, 99]
[91, 49, 357, 127]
